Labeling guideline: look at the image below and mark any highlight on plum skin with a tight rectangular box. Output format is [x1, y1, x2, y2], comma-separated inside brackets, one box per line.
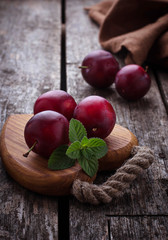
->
[73, 95, 116, 139]
[115, 64, 151, 101]
[33, 90, 77, 121]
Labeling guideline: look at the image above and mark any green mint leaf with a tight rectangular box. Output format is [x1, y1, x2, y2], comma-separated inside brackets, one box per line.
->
[81, 136, 89, 146]
[78, 155, 98, 178]
[66, 141, 81, 159]
[82, 148, 94, 159]
[48, 145, 75, 170]
[86, 138, 108, 159]
[69, 118, 87, 143]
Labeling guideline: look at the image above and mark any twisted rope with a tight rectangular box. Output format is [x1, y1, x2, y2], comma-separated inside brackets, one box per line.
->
[72, 146, 154, 205]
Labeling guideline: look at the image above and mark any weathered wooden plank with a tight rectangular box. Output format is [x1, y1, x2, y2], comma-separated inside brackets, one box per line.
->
[0, 0, 61, 239]
[67, 213, 168, 240]
[66, 1, 100, 65]
[108, 216, 168, 240]
[0, 0, 61, 122]
[66, 0, 168, 239]
[154, 68, 168, 114]
[69, 206, 108, 240]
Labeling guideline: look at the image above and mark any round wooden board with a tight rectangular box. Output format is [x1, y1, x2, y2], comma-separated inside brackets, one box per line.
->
[0, 114, 138, 196]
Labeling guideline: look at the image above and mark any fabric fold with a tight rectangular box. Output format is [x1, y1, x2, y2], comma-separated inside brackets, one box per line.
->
[86, 0, 168, 68]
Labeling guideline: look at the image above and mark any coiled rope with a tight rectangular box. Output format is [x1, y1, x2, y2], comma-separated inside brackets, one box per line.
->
[72, 146, 154, 205]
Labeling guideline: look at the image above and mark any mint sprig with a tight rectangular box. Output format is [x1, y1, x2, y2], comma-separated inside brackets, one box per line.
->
[66, 141, 81, 159]
[84, 138, 108, 159]
[69, 118, 87, 142]
[48, 119, 108, 177]
[48, 145, 75, 170]
[78, 155, 98, 179]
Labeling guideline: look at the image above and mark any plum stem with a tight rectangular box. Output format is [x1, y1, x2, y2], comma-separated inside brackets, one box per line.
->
[23, 141, 37, 158]
[145, 66, 149, 72]
[78, 66, 88, 69]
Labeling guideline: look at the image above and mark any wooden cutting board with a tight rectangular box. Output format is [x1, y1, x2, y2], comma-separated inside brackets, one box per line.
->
[0, 114, 138, 196]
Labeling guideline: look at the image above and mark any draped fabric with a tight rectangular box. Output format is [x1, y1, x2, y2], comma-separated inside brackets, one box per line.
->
[85, 0, 168, 68]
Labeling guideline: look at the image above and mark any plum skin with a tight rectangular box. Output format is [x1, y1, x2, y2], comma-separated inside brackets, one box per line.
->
[115, 64, 151, 101]
[73, 96, 116, 139]
[34, 90, 77, 121]
[81, 50, 119, 89]
[24, 110, 69, 158]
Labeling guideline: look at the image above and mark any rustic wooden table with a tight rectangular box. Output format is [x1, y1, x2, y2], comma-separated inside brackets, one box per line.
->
[0, 0, 168, 239]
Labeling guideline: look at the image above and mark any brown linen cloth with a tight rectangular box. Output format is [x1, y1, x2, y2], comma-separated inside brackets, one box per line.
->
[85, 0, 168, 68]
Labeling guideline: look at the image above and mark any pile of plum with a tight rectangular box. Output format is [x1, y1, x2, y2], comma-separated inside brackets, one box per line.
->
[80, 50, 151, 101]
[24, 91, 116, 159]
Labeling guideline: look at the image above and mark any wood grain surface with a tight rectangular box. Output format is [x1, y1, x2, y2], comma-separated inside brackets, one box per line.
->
[66, 0, 168, 239]
[99, 123, 138, 171]
[0, 0, 168, 239]
[0, 0, 61, 239]
[0, 114, 94, 196]
[0, 114, 138, 196]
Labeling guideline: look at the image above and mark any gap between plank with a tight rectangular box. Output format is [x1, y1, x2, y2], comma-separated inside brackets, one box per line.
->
[152, 67, 168, 115]
[60, 23, 66, 91]
[58, 1, 70, 240]
[106, 214, 168, 217]
[58, 196, 69, 240]
[107, 218, 112, 240]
